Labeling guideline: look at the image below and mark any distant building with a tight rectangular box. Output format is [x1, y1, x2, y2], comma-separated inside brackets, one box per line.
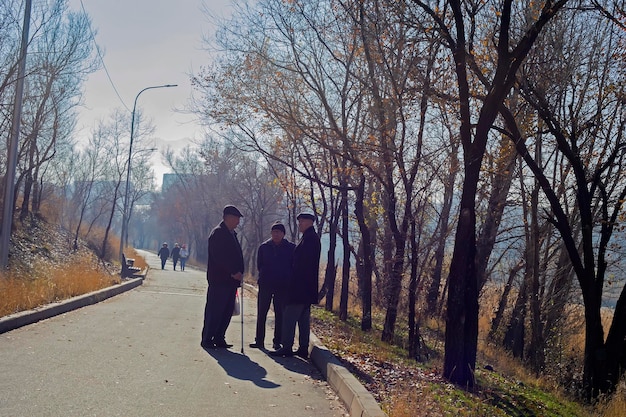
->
[162, 173, 190, 192]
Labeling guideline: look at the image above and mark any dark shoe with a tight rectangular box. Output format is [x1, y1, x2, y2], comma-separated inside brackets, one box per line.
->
[269, 348, 294, 357]
[295, 348, 309, 359]
[272, 343, 282, 350]
[214, 340, 233, 348]
[249, 343, 264, 349]
[201, 341, 216, 350]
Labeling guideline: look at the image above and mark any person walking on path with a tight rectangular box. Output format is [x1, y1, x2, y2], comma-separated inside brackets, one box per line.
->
[271, 212, 320, 359]
[249, 221, 295, 350]
[157, 242, 170, 270]
[201, 205, 244, 350]
[179, 244, 189, 271]
[171, 243, 181, 271]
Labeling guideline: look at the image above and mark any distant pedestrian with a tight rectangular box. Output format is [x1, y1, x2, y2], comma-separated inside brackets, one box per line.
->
[201, 205, 244, 350]
[179, 244, 189, 271]
[171, 243, 181, 270]
[157, 242, 170, 270]
[271, 212, 320, 359]
[249, 221, 295, 350]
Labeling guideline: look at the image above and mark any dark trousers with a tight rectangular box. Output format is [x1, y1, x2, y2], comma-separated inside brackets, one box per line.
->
[172, 257, 179, 270]
[160, 257, 167, 269]
[280, 303, 311, 351]
[201, 281, 238, 344]
[255, 283, 285, 346]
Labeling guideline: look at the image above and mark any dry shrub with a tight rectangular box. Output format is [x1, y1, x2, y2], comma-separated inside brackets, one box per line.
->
[38, 194, 65, 224]
[80, 226, 120, 261]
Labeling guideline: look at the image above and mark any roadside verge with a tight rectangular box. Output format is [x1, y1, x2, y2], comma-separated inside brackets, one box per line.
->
[0, 276, 144, 334]
[309, 332, 387, 417]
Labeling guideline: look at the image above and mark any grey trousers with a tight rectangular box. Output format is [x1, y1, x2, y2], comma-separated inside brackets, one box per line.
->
[280, 303, 310, 351]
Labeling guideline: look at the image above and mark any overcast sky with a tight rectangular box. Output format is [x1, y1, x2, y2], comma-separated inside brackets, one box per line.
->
[68, 0, 233, 187]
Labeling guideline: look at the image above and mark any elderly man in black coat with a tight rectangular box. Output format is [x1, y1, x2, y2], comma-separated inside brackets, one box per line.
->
[201, 205, 244, 350]
[249, 221, 295, 350]
[271, 212, 321, 359]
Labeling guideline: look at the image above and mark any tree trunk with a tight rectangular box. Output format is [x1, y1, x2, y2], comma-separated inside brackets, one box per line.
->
[476, 137, 517, 292]
[408, 217, 420, 359]
[322, 205, 339, 311]
[354, 175, 373, 331]
[488, 261, 523, 342]
[443, 204, 479, 387]
[339, 190, 350, 321]
[426, 140, 458, 317]
[604, 286, 626, 392]
[528, 172, 544, 373]
[19, 171, 32, 222]
[503, 277, 528, 359]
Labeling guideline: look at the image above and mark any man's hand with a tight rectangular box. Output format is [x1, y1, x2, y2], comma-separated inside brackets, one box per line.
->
[231, 272, 243, 282]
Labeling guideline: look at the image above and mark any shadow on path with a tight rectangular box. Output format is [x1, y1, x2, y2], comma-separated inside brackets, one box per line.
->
[205, 348, 280, 389]
[265, 353, 327, 381]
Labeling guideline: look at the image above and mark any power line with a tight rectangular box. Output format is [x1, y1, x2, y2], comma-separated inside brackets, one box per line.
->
[79, 0, 130, 113]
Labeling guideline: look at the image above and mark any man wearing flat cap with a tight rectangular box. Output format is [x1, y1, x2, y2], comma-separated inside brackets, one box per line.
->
[271, 212, 320, 358]
[249, 221, 295, 350]
[201, 205, 244, 350]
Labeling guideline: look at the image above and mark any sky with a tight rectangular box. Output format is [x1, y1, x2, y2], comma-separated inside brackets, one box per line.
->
[68, 0, 233, 188]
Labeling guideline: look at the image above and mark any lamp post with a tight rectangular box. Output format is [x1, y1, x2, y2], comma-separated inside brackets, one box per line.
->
[0, 0, 31, 269]
[119, 84, 176, 262]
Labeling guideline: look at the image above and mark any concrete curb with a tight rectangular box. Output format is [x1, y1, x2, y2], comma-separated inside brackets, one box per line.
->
[0, 275, 145, 335]
[309, 332, 387, 417]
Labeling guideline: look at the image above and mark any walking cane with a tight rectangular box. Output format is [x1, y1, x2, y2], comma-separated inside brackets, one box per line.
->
[240, 281, 244, 354]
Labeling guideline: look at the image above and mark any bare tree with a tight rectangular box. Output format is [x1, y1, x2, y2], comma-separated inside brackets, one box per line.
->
[501, 3, 626, 397]
[409, 0, 569, 387]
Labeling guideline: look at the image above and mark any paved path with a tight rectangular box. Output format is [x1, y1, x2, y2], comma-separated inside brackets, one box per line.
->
[0, 250, 347, 417]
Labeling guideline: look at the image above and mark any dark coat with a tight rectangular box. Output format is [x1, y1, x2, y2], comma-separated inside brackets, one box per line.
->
[207, 221, 244, 286]
[287, 225, 321, 305]
[257, 238, 295, 287]
[171, 246, 181, 260]
[157, 247, 170, 260]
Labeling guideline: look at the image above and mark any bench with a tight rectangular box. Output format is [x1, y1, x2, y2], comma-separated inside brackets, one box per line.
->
[121, 253, 142, 278]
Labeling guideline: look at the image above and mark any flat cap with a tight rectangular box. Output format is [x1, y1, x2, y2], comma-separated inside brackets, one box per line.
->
[296, 212, 316, 221]
[271, 221, 286, 234]
[223, 205, 243, 217]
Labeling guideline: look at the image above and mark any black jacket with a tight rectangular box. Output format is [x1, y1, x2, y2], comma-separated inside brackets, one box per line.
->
[257, 238, 295, 287]
[171, 246, 181, 260]
[287, 225, 321, 305]
[207, 221, 244, 286]
[158, 247, 170, 260]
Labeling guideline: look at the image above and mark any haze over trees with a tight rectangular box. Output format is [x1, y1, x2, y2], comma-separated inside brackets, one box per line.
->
[0, 0, 624, 406]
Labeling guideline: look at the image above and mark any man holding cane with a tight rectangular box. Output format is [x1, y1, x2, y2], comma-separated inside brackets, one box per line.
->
[201, 205, 244, 350]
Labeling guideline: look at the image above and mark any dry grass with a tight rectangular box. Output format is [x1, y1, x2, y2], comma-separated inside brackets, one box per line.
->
[0, 253, 121, 317]
[312, 271, 611, 416]
[0, 214, 147, 318]
[596, 383, 626, 416]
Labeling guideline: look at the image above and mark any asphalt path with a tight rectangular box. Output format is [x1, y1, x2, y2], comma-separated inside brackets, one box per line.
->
[0, 250, 347, 417]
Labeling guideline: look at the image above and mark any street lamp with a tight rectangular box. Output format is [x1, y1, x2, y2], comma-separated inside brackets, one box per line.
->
[119, 84, 177, 262]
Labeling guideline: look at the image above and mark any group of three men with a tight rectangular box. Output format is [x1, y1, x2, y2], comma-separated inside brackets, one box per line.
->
[200, 205, 321, 358]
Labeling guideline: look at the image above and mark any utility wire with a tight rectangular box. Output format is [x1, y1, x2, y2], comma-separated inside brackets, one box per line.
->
[79, 0, 130, 113]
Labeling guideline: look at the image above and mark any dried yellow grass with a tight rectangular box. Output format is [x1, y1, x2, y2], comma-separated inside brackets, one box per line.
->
[0, 253, 121, 317]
